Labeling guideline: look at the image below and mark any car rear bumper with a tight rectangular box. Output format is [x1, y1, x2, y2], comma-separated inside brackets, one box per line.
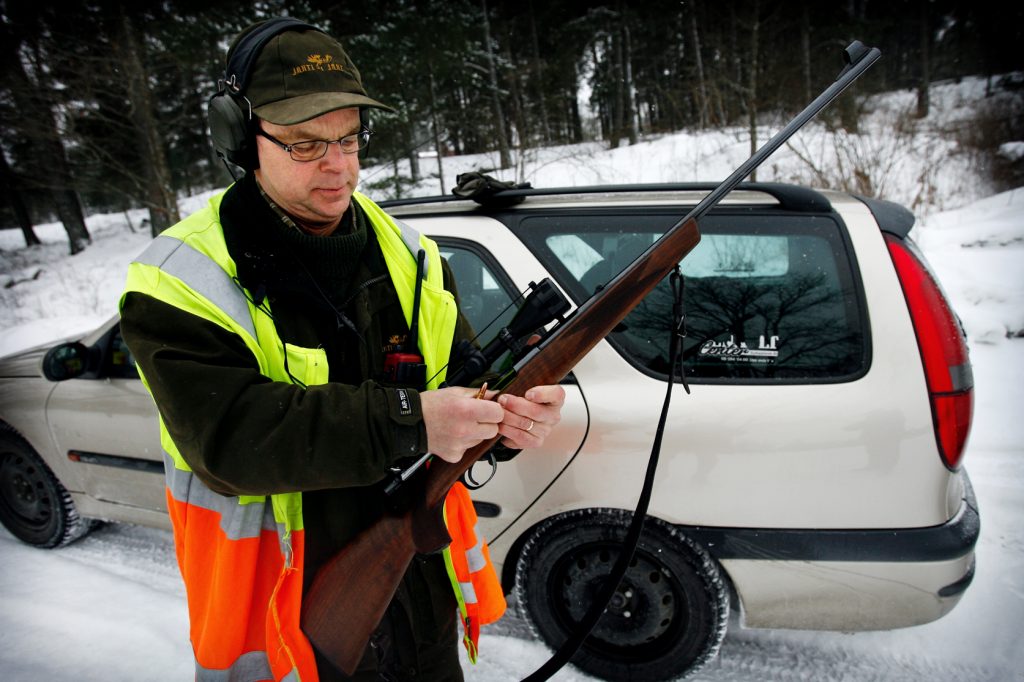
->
[678, 474, 980, 630]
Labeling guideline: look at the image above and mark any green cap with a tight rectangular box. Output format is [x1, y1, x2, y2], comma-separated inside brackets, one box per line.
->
[245, 27, 393, 125]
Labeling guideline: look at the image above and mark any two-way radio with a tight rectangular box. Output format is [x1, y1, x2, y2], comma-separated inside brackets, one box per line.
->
[382, 249, 428, 389]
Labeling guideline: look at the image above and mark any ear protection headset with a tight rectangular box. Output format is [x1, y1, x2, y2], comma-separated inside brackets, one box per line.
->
[208, 17, 372, 171]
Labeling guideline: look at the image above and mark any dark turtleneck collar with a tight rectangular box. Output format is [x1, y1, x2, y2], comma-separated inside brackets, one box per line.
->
[220, 173, 369, 307]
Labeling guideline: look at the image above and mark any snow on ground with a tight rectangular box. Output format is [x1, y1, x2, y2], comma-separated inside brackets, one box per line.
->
[1, 75, 1022, 680]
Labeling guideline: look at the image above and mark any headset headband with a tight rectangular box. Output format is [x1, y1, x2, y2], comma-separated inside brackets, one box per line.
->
[223, 18, 320, 95]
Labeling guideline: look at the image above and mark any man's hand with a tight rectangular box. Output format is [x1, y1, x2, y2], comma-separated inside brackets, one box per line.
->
[496, 385, 566, 450]
[420, 386, 505, 463]
[421, 383, 566, 463]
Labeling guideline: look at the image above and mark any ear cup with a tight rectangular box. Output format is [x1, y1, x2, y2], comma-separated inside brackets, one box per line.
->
[208, 91, 253, 169]
[209, 18, 318, 172]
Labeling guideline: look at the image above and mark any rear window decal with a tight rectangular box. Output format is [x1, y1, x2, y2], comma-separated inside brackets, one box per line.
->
[699, 335, 780, 364]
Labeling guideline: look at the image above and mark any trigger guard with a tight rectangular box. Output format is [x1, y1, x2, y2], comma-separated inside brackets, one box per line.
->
[462, 451, 498, 490]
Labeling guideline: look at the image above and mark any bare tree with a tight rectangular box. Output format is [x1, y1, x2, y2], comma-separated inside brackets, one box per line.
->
[747, 0, 761, 181]
[689, 1, 710, 128]
[800, 0, 812, 104]
[113, 13, 180, 236]
[427, 69, 446, 194]
[527, 0, 552, 144]
[481, 0, 511, 168]
[0, 18, 90, 254]
[916, 0, 931, 119]
[0, 150, 39, 246]
[623, 21, 639, 145]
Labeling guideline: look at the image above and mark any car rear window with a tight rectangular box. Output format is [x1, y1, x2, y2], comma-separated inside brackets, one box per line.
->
[517, 212, 868, 383]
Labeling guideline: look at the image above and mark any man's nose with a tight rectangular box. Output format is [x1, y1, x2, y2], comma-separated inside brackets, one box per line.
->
[319, 141, 354, 168]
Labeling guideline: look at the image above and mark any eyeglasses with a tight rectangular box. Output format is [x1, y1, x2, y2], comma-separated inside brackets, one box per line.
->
[257, 127, 373, 161]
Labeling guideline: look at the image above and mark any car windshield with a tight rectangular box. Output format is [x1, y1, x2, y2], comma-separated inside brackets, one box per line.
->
[517, 211, 868, 383]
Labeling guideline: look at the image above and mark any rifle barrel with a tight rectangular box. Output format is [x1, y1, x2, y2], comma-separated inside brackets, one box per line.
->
[303, 40, 882, 676]
[424, 42, 880, 508]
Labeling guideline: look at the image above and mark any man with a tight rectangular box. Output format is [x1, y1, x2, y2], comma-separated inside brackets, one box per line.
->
[119, 18, 564, 682]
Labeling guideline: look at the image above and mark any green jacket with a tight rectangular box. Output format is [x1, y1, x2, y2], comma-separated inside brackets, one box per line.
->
[121, 174, 474, 680]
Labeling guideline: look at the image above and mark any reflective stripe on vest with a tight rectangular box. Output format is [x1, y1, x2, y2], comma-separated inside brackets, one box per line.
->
[457, 541, 488, 604]
[395, 218, 428, 277]
[194, 650, 299, 682]
[123, 189, 501, 678]
[164, 451, 284, 540]
[134, 234, 257, 340]
[442, 483, 507, 663]
[466, 541, 487, 573]
[458, 580, 478, 605]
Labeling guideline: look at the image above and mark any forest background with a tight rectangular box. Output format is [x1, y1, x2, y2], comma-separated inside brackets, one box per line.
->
[1, 0, 1021, 255]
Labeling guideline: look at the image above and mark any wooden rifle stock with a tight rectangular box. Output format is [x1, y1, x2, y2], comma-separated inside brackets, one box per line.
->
[301, 40, 881, 675]
[301, 216, 701, 674]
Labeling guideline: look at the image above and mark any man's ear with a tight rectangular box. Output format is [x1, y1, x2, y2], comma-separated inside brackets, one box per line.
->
[358, 108, 373, 161]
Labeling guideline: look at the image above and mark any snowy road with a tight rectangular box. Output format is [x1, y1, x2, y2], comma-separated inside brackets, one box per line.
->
[1, 342, 1020, 682]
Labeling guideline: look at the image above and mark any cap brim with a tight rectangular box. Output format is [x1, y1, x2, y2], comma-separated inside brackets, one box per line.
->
[254, 92, 396, 125]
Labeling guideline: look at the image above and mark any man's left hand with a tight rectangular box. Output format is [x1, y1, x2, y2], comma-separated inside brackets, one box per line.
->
[496, 385, 566, 450]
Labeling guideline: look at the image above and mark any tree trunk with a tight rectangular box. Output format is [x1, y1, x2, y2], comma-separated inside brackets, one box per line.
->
[0, 150, 40, 247]
[593, 41, 610, 142]
[623, 23, 639, 145]
[610, 27, 625, 149]
[570, 86, 583, 143]
[916, 0, 930, 119]
[54, 189, 94, 252]
[2, 30, 91, 254]
[747, 0, 760, 181]
[689, 3, 709, 128]
[801, 0, 812, 104]
[405, 119, 421, 183]
[502, 28, 528, 152]
[453, 86, 468, 155]
[117, 14, 179, 237]
[730, 3, 742, 119]
[427, 69, 446, 195]
[408, 147, 421, 184]
[392, 158, 404, 200]
[527, 1, 552, 144]
[481, 0, 511, 169]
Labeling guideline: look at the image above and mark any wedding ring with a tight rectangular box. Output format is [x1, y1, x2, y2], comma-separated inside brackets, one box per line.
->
[526, 419, 535, 432]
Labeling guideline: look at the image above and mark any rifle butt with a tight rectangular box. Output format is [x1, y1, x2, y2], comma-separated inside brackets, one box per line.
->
[301, 511, 417, 675]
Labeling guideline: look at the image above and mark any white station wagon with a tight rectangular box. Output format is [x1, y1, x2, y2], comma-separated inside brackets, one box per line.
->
[0, 182, 978, 681]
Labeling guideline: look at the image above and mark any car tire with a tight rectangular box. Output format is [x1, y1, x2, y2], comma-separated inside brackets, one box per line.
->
[514, 509, 729, 681]
[0, 426, 92, 548]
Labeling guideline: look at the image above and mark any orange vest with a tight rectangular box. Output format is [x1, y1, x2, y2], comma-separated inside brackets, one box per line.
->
[122, 191, 505, 681]
[444, 483, 507, 661]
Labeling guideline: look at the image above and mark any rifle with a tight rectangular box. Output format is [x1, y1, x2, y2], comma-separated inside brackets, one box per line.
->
[301, 40, 881, 675]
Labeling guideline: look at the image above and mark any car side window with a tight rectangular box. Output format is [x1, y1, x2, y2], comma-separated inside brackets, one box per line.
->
[107, 327, 139, 380]
[439, 242, 521, 377]
[521, 213, 868, 383]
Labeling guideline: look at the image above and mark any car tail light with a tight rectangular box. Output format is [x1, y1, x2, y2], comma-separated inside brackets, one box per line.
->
[885, 234, 973, 469]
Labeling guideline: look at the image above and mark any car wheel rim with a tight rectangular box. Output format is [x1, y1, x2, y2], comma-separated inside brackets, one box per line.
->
[555, 541, 683, 652]
[0, 452, 54, 531]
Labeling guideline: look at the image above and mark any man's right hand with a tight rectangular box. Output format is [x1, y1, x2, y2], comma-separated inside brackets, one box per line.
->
[419, 386, 504, 463]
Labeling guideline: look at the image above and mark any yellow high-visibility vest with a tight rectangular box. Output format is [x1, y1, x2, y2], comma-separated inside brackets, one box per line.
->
[121, 190, 504, 681]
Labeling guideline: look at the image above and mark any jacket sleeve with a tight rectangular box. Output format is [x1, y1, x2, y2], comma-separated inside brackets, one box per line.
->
[121, 292, 427, 497]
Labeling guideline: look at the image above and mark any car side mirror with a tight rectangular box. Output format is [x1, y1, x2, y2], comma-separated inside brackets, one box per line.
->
[42, 342, 91, 381]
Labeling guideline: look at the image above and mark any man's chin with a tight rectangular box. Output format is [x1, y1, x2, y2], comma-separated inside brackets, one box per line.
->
[296, 198, 351, 235]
